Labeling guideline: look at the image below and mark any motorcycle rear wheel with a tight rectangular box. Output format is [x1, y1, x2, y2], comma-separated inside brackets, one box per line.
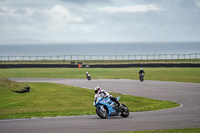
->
[96, 105, 108, 119]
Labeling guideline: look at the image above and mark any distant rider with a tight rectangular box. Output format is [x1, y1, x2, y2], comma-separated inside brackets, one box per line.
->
[139, 68, 145, 75]
[93, 86, 121, 107]
[86, 72, 91, 80]
[139, 68, 145, 81]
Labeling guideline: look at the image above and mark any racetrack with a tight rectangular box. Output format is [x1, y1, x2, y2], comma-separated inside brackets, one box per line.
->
[1, 78, 200, 133]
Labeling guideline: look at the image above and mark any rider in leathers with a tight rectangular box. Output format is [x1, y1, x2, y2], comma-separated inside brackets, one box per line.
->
[93, 86, 121, 107]
[139, 68, 145, 75]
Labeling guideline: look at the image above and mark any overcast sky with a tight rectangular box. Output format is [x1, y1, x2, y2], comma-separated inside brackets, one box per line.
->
[0, 0, 200, 44]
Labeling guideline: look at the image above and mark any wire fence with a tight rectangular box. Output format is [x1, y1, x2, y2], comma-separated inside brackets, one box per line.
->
[0, 53, 200, 62]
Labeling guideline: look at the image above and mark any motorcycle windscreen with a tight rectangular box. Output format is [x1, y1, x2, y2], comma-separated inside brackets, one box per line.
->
[96, 97, 103, 104]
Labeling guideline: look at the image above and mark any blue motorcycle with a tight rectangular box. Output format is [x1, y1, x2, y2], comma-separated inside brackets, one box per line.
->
[94, 96, 129, 119]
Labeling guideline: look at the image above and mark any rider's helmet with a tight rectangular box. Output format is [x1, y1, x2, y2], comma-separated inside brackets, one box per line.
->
[141, 68, 143, 70]
[94, 86, 101, 94]
[86, 72, 88, 74]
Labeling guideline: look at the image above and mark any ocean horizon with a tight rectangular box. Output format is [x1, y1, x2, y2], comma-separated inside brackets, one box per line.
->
[0, 42, 200, 57]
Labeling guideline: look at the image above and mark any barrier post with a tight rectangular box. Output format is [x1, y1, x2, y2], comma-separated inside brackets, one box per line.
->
[78, 64, 81, 68]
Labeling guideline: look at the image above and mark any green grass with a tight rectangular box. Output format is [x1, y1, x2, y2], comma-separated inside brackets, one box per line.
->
[107, 128, 200, 133]
[0, 67, 198, 119]
[0, 68, 200, 83]
[0, 77, 179, 119]
[0, 76, 27, 92]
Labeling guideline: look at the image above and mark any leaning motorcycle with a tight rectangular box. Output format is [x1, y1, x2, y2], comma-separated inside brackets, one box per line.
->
[94, 96, 129, 119]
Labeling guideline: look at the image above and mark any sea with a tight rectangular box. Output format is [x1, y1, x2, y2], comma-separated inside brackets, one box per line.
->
[0, 42, 200, 60]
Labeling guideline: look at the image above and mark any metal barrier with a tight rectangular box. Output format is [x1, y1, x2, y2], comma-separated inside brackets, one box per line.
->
[0, 53, 200, 62]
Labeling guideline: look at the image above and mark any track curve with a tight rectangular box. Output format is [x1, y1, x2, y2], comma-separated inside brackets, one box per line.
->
[1, 78, 200, 133]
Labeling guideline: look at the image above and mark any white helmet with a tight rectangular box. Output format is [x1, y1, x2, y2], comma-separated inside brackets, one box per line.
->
[94, 86, 101, 94]
[141, 68, 143, 70]
[86, 72, 88, 74]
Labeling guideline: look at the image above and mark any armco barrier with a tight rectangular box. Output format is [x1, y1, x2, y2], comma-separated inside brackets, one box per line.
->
[0, 64, 77, 68]
[87, 63, 200, 68]
[0, 63, 200, 68]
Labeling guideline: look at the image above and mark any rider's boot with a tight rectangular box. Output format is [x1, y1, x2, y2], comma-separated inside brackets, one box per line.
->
[119, 103, 127, 110]
[118, 104, 123, 110]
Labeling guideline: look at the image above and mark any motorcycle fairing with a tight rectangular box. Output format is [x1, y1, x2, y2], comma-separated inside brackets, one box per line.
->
[95, 97, 121, 116]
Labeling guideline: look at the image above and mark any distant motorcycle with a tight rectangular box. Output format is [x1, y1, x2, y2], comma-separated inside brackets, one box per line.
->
[139, 73, 144, 82]
[87, 73, 91, 80]
[94, 96, 129, 119]
[86, 72, 91, 80]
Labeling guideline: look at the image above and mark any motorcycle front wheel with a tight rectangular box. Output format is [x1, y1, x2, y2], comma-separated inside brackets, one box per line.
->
[139, 76, 144, 81]
[120, 104, 129, 117]
[96, 105, 108, 119]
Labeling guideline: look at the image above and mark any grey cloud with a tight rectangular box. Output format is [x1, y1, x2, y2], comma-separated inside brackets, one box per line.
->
[60, 0, 111, 5]
[0, 0, 200, 43]
[131, 0, 199, 9]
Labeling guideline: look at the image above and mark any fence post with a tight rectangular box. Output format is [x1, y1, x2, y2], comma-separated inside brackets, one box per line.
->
[196, 53, 198, 60]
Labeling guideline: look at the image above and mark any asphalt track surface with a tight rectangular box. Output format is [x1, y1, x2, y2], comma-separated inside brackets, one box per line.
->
[1, 78, 200, 133]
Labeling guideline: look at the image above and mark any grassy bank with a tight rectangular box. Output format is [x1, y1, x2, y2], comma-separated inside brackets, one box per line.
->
[0, 77, 179, 119]
[0, 68, 200, 83]
[107, 128, 200, 133]
[0, 76, 27, 92]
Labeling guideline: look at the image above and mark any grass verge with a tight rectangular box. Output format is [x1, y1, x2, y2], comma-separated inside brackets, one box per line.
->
[0, 77, 179, 119]
[0, 68, 200, 83]
[106, 128, 200, 133]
